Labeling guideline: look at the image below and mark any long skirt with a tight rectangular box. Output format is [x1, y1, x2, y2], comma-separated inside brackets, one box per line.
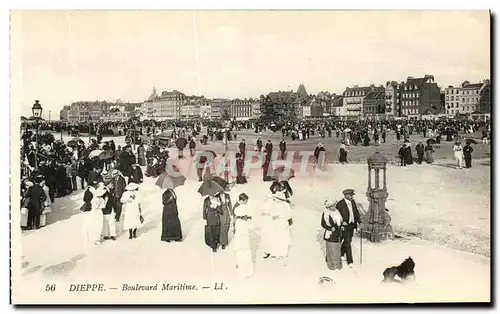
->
[219, 223, 231, 246]
[82, 210, 103, 248]
[205, 225, 220, 249]
[161, 214, 183, 241]
[425, 151, 434, 164]
[325, 241, 342, 270]
[234, 231, 254, 279]
[454, 152, 463, 168]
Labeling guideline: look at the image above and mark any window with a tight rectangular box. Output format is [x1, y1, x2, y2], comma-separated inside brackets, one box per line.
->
[446, 90, 449, 94]
[462, 98, 465, 102]
[467, 91, 469, 95]
[446, 96, 449, 101]
[451, 96, 454, 101]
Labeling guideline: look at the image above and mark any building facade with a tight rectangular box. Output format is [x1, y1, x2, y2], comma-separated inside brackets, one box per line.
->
[385, 81, 400, 116]
[444, 85, 461, 115]
[144, 88, 187, 120]
[479, 80, 491, 114]
[342, 85, 385, 117]
[331, 95, 345, 116]
[251, 100, 261, 118]
[315, 91, 334, 116]
[362, 91, 386, 117]
[200, 103, 212, 118]
[444, 80, 489, 116]
[400, 75, 442, 117]
[59, 106, 70, 120]
[230, 99, 253, 120]
[260, 91, 300, 119]
[63, 101, 140, 122]
[458, 81, 482, 114]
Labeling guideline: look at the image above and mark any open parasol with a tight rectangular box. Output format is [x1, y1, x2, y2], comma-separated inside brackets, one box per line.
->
[155, 172, 186, 190]
[88, 149, 104, 159]
[88, 149, 113, 160]
[465, 138, 479, 145]
[197, 176, 228, 197]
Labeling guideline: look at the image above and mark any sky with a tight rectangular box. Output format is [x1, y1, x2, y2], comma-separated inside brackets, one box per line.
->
[11, 10, 490, 118]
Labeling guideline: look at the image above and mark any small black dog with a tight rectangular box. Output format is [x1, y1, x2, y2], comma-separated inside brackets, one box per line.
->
[382, 257, 415, 283]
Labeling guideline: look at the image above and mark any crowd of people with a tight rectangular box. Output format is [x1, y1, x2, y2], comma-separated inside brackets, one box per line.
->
[19, 115, 490, 281]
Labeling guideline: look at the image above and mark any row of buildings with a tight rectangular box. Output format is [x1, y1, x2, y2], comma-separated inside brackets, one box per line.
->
[60, 75, 491, 122]
[259, 75, 490, 120]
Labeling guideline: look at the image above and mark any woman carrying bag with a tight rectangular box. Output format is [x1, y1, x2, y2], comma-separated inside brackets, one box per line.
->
[321, 199, 343, 272]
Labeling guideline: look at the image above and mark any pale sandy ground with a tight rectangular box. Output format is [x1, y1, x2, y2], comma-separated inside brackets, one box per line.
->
[13, 133, 490, 304]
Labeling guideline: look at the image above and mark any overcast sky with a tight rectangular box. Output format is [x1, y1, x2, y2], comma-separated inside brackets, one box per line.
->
[11, 10, 490, 118]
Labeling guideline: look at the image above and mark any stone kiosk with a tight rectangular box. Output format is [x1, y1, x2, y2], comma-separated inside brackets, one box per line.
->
[361, 151, 394, 242]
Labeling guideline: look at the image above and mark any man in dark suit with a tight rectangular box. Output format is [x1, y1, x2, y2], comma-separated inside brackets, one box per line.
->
[24, 176, 47, 229]
[111, 169, 127, 222]
[335, 189, 361, 268]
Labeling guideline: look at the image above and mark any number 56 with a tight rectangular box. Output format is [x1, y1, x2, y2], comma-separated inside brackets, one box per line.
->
[45, 284, 56, 292]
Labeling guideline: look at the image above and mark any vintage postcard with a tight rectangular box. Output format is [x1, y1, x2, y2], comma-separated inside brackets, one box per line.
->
[10, 10, 491, 304]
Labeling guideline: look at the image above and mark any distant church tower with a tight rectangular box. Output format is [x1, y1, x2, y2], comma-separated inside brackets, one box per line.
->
[148, 86, 158, 101]
[297, 84, 308, 99]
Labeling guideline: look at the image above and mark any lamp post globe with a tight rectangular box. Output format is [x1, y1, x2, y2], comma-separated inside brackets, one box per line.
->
[32, 100, 43, 119]
[32, 100, 43, 171]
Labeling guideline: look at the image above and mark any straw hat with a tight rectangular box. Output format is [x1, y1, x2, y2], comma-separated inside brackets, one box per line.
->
[324, 198, 337, 209]
[126, 182, 139, 191]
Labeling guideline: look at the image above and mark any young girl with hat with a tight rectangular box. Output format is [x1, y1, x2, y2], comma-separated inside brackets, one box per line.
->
[121, 182, 143, 239]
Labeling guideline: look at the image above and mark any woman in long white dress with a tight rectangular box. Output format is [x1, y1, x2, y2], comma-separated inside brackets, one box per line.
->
[83, 183, 107, 248]
[453, 141, 464, 169]
[232, 193, 253, 279]
[261, 191, 292, 259]
[121, 182, 142, 239]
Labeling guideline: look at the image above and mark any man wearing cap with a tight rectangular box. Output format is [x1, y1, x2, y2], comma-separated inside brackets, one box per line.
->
[335, 189, 361, 268]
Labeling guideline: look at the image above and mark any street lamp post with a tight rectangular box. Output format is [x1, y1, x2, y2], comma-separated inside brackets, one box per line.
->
[89, 114, 92, 144]
[31, 100, 43, 170]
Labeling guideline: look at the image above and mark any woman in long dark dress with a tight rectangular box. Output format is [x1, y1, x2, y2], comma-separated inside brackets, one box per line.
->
[161, 188, 183, 242]
[403, 143, 414, 165]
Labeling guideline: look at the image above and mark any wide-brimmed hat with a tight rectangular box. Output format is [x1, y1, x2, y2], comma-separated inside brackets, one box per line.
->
[112, 169, 121, 176]
[126, 182, 139, 191]
[324, 198, 337, 208]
